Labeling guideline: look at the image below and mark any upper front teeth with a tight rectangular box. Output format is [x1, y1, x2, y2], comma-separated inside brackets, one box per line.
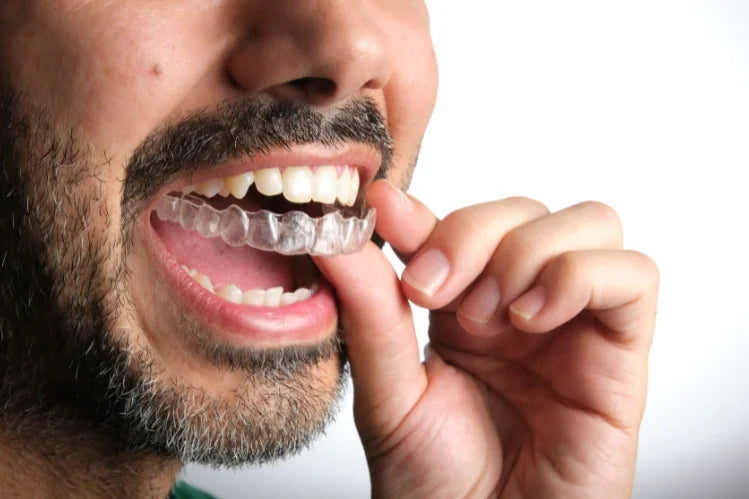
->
[185, 166, 359, 207]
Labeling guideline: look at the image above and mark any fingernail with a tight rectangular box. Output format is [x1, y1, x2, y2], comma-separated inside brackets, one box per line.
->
[403, 249, 450, 296]
[510, 285, 547, 320]
[459, 276, 501, 324]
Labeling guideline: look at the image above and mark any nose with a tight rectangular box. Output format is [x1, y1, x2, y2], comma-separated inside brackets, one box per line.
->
[228, 1, 392, 106]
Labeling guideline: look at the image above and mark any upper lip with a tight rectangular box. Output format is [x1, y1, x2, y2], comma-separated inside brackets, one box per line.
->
[144, 143, 382, 215]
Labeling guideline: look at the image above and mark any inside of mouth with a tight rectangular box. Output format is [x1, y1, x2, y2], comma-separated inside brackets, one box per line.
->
[149, 166, 375, 306]
[152, 213, 317, 297]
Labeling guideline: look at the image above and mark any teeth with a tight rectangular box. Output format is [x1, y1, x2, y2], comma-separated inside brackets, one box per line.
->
[312, 166, 338, 204]
[243, 289, 266, 306]
[293, 287, 313, 301]
[217, 284, 243, 304]
[264, 286, 283, 307]
[255, 167, 284, 196]
[227, 172, 254, 199]
[197, 178, 224, 198]
[337, 168, 352, 205]
[280, 292, 297, 306]
[282, 166, 314, 203]
[194, 274, 214, 293]
[182, 266, 316, 307]
[179, 166, 360, 207]
[348, 168, 360, 206]
[218, 184, 232, 197]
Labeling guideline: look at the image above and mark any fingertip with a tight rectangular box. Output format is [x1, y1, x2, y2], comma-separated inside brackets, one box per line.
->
[366, 178, 411, 210]
[365, 180, 439, 260]
[508, 285, 549, 333]
[457, 275, 501, 323]
[312, 242, 384, 284]
[509, 285, 547, 320]
[455, 310, 500, 337]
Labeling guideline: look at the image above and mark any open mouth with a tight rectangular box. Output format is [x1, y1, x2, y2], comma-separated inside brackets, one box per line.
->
[147, 156, 375, 324]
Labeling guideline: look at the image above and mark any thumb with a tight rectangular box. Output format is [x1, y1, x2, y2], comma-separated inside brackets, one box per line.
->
[313, 243, 427, 437]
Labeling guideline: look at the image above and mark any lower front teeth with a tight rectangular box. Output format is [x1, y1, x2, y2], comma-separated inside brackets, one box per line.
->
[156, 194, 376, 256]
[183, 266, 315, 307]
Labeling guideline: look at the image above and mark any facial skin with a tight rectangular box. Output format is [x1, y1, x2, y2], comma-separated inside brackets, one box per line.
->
[0, 2, 660, 498]
[0, 0, 437, 496]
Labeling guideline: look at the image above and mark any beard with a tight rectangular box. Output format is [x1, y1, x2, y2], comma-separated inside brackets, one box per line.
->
[0, 89, 393, 467]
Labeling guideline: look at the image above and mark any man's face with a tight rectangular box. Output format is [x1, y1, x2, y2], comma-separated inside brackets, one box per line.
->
[0, 1, 437, 464]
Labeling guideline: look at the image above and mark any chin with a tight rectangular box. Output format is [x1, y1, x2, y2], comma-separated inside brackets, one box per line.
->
[98, 144, 382, 464]
[0, 95, 382, 466]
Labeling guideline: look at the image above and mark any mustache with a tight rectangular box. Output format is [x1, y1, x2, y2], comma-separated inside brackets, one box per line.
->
[121, 97, 393, 230]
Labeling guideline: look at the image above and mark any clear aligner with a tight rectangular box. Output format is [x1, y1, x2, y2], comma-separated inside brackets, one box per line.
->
[155, 194, 376, 256]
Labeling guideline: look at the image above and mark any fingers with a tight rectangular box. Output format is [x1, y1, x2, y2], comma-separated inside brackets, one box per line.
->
[370, 182, 655, 350]
[397, 197, 551, 309]
[454, 201, 625, 336]
[370, 178, 545, 310]
[399, 200, 621, 313]
[313, 242, 427, 436]
[507, 249, 659, 347]
[366, 179, 438, 260]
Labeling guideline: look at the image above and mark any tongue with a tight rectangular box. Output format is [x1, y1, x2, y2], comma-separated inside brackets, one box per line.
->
[152, 213, 296, 291]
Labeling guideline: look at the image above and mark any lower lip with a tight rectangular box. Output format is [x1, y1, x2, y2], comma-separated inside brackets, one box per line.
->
[142, 215, 339, 347]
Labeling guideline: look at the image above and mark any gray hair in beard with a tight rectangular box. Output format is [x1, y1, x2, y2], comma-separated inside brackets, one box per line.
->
[0, 90, 392, 466]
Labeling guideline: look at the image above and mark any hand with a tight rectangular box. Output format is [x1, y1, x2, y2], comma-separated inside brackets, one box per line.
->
[314, 180, 659, 498]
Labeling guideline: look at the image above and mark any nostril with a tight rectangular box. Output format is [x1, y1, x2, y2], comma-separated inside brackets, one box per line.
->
[288, 77, 337, 101]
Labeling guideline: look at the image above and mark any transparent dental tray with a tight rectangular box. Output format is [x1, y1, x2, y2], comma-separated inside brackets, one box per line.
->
[155, 194, 376, 256]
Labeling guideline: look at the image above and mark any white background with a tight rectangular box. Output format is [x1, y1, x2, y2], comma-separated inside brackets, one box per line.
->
[184, 1, 749, 497]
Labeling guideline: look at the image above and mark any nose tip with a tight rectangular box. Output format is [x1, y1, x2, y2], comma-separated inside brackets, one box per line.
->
[228, 2, 392, 106]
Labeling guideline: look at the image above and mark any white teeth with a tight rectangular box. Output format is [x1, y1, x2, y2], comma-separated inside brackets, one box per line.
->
[337, 168, 352, 205]
[348, 168, 360, 206]
[182, 266, 316, 307]
[243, 289, 266, 306]
[282, 166, 314, 203]
[264, 286, 283, 307]
[218, 184, 232, 198]
[312, 166, 338, 204]
[178, 166, 360, 207]
[227, 172, 254, 199]
[194, 273, 214, 293]
[255, 167, 284, 196]
[197, 178, 224, 198]
[293, 287, 313, 301]
[280, 292, 297, 306]
[217, 284, 243, 304]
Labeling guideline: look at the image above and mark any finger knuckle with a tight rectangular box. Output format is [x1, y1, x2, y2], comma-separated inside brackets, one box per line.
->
[495, 226, 548, 281]
[442, 207, 485, 239]
[504, 196, 550, 217]
[579, 200, 622, 229]
[499, 225, 537, 262]
[549, 251, 584, 283]
[628, 250, 660, 290]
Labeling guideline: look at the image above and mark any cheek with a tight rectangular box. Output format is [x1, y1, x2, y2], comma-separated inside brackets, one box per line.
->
[383, 26, 438, 185]
[6, 4, 233, 231]
[13, 5, 225, 164]
[62, 23, 192, 156]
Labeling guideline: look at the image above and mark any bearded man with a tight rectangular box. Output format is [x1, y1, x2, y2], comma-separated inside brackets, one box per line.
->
[0, 2, 659, 498]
